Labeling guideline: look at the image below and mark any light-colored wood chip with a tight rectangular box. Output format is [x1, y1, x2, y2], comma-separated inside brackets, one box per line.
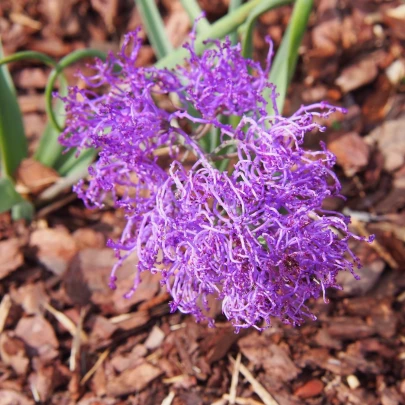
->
[44, 302, 88, 343]
[229, 356, 279, 405]
[161, 391, 175, 405]
[351, 217, 398, 269]
[69, 307, 86, 372]
[229, 352, 242, 404]
[222, 394, 265, 405]
[0, 294, 12, 333]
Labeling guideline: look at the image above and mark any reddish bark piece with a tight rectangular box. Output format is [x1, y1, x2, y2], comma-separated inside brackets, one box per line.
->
[383, 5, 405, 40]
[144, 326, 165, 350]
[88, 315, 117, 345]
[0, 390, 34, 405]
[110, 344, 147, 373]
[0, 332, 29, 375]
[337, 244, 385, 296]
[106, 362, 162, 397]
[365, 119, 405, 172]
[14, 68, 48, 89]
[29, 228, 77, 276]
[294, 379, 324, 399]
[238, 333, 299, 381]
[90, 0, 118, 32]
[28, 363, 57, 402]
[335, 58, 378, 93]
[326, 317, 376, 340]
[11, 282, 49, 315]
[72, 228, 105, 250]
[0, 238, 24, 280]
[15, 315, 58, 361]
[328, 132, 370, 176]
[64, 248, 159, 313]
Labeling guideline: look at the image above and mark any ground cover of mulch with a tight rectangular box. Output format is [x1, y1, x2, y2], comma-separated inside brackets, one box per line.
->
[0, 0, 405, 404]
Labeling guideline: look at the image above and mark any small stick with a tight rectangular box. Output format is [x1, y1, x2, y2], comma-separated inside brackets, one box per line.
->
[229, 352, 242, 404]
[80, 349, 110, 385]
[229, 356, 279, 405]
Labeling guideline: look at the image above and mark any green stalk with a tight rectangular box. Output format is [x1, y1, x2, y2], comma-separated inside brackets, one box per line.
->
[267, 0, 313, 113]
[180, 0, 211, 33]
[136, 0, 173, 59]
[228, 0, 243, 44]
[156, 0, 293, 69]
[34, 74, 68, 167]
[45, 49, 106, 132]
[0, 51, 56, 68]
[241, 0, 291, 59]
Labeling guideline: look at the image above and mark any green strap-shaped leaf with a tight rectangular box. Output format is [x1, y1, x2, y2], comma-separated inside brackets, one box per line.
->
[0, 177, 34, 220]
[136, 0, 173, 59]
[0, 41, 28, 178]
[55, 148, 97, 177]
[228, 0, 243, 44]
[179, 0, 211, 34]
[267, 0, 313, 114]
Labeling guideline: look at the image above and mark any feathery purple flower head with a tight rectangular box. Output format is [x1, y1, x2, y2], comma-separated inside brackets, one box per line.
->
[60, 29, 373, 331]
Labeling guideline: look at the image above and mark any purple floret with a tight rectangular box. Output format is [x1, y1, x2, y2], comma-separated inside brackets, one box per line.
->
[60, 30, 372, 331]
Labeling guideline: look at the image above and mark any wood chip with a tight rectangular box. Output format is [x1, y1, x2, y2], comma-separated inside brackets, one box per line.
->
[0, 294, 12, 333]
[0, 238, 24, 280]
[161, 391, 175, 405]
[222, 394, 265, 405]
[229, 356, 279, 405]
[44, 302, 88, 343]
[229, 352, 242, 404]
[80, 349, 110, 386]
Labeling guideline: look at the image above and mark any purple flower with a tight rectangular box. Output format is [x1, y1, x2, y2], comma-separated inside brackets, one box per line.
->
[60, 29, 373, 331]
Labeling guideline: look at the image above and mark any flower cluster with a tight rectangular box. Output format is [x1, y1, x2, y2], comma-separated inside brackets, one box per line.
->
[60, 30, 372, 331]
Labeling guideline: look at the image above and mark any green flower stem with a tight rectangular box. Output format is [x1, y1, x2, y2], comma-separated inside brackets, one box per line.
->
[45, 49, 106, 132]
[228, 0, 243, 44]
[0, 51, 56, 68]
[136, 0, 173, 59]
[267, 0, 313, 113]
[156, 0, 293, 69]
[241, 0, 291, 60]
[180, 0, 211, 33]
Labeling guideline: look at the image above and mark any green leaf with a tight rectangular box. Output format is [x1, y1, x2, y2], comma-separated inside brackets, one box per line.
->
[0, 177, 34, 220]
[0, 40, 28, 178]
[55, 148, 97, 177]
[229, 0, 243, 44]
[267, 0, 313, 114]
[241, 0, 291, 60]
[179, 0, 211, 34]
[136, 0, 173, 59]
[0, 177, 24, 213]
[34, 74, 67, 168]
[11, 200, 34, 221]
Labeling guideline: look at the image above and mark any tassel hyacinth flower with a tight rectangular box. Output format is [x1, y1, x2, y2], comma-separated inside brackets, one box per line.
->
[60, 30, 373, 331]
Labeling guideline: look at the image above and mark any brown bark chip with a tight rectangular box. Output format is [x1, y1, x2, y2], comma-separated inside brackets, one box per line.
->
[0, 238, 24, 280]
[15, 315, 59, 361]
[106, 362, 162, 397]
[294, 379, 324, 399]
[29, 228, 77, 276]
